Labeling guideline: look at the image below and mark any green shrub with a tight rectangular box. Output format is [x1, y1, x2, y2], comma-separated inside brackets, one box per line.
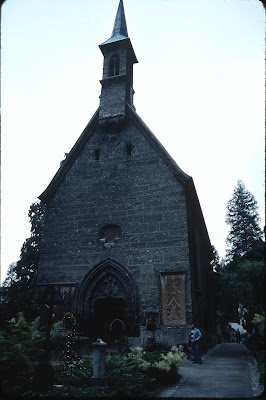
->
[253, 351, 265, 385]
[53, 359, 93, 387]
[34, 355, 151, 398]
[251, 313, 265, 339]
[23, 385, 110, 399]
[147, 363, 180, 385]
[105, 354, 150, 396]
[0, 313, 45, 396]
[1, 317, 186, 399]
[243, 314, 265, 386]
[144, 340, 171, 353]
[243, 334, 264, 351]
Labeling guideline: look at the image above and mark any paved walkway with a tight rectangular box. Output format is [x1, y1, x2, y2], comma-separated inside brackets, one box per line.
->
[160, 343, 263, 398]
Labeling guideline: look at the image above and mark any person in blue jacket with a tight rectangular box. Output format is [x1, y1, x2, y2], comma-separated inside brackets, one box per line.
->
[192, 323, 202, 364]
[189, 327, 195, 361]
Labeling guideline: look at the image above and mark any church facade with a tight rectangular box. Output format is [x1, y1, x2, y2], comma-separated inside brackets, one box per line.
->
[37, 0, 216, 347]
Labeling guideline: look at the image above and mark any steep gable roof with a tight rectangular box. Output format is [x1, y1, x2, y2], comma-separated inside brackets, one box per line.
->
[39, 103, 212, 258]
[39, 108, 99, 204]
[39, 104, 189, 204]
[126, 104, 190, 185]
[128, 106, 213, 260]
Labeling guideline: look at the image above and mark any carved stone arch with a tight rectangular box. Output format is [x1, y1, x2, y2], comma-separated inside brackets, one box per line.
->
[74, 259, 140, 340]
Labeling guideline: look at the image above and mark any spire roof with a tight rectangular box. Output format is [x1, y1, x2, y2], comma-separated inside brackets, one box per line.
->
[100, 0, 129, 46]
[112, 0, 128, 38]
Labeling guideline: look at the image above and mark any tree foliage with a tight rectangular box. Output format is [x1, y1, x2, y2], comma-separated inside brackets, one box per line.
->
[1, 201, 45, 323]
[225, 180, 263, 264]
[219, 260, 264, 330]
[211, 245, 222, 274]
[0, 313, 45, 397]
[217, 181, 265, 331]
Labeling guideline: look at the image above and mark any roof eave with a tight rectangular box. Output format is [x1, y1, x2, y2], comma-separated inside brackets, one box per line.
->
[126, 103, 190, 185]
[185, 177, 213, 258]
[99, 36, 138, 64]
[39, 108, 99, 204]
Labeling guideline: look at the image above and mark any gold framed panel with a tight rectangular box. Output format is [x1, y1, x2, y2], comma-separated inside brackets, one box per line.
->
[161, 274, 186, 325]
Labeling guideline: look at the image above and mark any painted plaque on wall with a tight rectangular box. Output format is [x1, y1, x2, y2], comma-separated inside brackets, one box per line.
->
[161, 274, 186, 325]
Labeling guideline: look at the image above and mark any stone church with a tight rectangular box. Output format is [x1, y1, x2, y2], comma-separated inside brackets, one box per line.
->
[37, 0, 216, 347]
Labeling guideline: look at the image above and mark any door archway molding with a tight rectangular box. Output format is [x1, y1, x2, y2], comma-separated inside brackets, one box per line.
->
[74, 258, 139, 337]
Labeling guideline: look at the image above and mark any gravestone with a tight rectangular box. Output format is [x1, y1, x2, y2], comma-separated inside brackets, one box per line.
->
[90, 338, 107, 388]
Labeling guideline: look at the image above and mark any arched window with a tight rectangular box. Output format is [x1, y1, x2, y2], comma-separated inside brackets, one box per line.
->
[99, 224, 121, 246]
[109, 55, 120, 77]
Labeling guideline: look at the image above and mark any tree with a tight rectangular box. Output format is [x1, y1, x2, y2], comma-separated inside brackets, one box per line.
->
[211, 246, 227, 322]
[220, 260, 264, 330]
[218, 181, 265, 330]
[0, 313, 45, 397]
[1, 201, 45, 323]
[225, 180, 263, 265]
[211, 245, 222, 274]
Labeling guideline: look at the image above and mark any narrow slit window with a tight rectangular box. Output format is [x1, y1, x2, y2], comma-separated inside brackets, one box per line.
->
[95, 149, 100, 160]
[109, 55, 120, 77]
[126, 144, 132, 155]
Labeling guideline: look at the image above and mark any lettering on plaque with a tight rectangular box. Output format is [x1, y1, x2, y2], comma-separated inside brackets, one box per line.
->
[161, 274, 186, 325]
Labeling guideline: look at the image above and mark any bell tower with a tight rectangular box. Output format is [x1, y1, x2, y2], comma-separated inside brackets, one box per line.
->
[98, 0, 138, 130]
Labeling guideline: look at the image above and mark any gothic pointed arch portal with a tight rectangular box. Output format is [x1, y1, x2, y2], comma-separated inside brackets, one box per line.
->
[75, 259, 140, 341]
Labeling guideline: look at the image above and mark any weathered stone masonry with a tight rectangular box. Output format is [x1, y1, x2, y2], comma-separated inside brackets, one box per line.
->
[37, 0, 216, 348]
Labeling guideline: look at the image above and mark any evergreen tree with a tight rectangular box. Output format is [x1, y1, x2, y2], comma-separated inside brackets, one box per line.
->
[2, 262, 17, 287]
[1, 202, 45, 323]
[219, 181, 265, 330]
[0, 313, 45, 397]
[211, 245, 222, 274]
[225, 180, 263, 264]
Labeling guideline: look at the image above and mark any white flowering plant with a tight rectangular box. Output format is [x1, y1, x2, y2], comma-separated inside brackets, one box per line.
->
[154, 345, 187, 372]
[127, 347, 151, 370]
[127, 344, 187, 384]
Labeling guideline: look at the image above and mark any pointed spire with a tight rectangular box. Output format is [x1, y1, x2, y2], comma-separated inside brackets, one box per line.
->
[100, 0, 129, 46]
[111, 0, 128, 38]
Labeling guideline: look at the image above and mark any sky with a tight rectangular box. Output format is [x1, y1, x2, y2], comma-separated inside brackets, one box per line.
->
[1, 0, 265, 283]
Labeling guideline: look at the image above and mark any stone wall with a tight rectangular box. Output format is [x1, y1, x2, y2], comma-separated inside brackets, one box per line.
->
[38, 117, 193, 344]
[99, 41, 134, 122]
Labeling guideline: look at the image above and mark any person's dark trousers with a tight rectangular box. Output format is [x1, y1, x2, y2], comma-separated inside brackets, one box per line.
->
[194, 342, 202, 364]
[191, 342, 196, 360]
